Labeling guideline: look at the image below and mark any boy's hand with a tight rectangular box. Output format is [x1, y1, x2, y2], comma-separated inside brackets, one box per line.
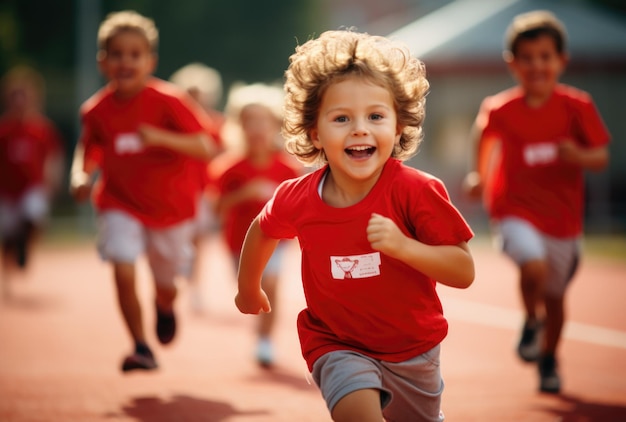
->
[235, 289, 271, 314]
[138, 124, 165, 147]
[69, 172, 92, 202]
[462, 171, 483, 199]
[558, 139, 583, 166]
[367, 213, 405, 258]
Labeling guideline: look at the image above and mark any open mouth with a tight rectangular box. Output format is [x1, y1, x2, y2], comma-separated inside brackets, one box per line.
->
[345, 145, 376, 159]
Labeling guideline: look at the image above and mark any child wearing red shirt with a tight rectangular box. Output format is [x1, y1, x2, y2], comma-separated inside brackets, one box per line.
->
[212, 82, 302, 367]
[0, 65, 64, 295]
[169, 62, 225, 314]
[69, 10, 219, 372]
[463, 11, 610, 394]
[235, 30, 475, 422]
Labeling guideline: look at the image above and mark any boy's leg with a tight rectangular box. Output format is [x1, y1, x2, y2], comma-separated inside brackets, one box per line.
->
[97, 211, 156, 371]
[495, 217, 547, 362]
[312, 351, 387, 422]
[146, 219, 195, 345]
[519, 259, 548, 323]
[332, 389, 384, 422]
[113, 262, 147, 345]
[537, 237, 579, 393]
[256, 244, 286, 367]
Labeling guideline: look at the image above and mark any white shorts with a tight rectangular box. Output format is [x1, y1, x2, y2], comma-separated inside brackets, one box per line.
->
[96, 210, 195, 287]
[194, 194, 217, 236]
[312, 347, 445, 422]
[493, 217, 580, 298]
[0, 186, 49, 238]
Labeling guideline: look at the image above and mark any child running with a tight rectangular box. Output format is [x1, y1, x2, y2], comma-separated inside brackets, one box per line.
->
[463, 10, 610, 394]
[212, 82, 302, 367]
[235, 30, 475, 422]
[169, 62, 225, 314]
[69, 10, 220, 372]
[0, 65, 64, 297]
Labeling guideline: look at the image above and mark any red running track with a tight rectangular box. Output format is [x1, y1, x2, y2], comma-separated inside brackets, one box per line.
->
[1, 235, 625, 421]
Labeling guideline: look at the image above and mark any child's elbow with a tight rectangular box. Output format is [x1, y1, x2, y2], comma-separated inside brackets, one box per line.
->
[455, 260, 475, 289]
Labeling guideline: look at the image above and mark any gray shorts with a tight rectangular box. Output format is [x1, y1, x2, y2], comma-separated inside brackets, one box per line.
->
[96, 210, 195, 287]
[493, 217, 580, 298]
[312, 347, 445, 422]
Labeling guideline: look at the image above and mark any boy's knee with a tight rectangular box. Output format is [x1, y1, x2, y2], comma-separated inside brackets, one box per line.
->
[521, 259, 548, 284]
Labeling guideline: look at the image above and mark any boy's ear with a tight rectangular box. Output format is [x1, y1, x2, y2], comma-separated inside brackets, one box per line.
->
[395, 126, 404, 143]
[96, 50, 106, 74]
[310, 129, 322, 149]
[503, 50, 517, 74]
[502, 50, 514, 64]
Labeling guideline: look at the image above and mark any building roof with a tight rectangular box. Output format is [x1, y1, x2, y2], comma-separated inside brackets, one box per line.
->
[388, 0, 626, 71]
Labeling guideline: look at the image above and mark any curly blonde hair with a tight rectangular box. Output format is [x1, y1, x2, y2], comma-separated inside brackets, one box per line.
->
[97, 10, 159, 56]
[283, 29, 429, 166]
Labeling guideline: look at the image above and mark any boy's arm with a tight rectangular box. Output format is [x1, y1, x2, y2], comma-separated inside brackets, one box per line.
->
[559, 141, 609, 172]
[138, 124, 219, 160]
[367, 213, 474, 289]
[69, 142, 97, 202]
[235, 216, 280, 314]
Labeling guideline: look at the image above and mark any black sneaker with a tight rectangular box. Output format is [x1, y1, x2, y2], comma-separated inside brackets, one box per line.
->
[121, 343, 158, 372]
[156, 305, 176, 345]
[517, 320, 542, 362]
[538, 353, 561, 394]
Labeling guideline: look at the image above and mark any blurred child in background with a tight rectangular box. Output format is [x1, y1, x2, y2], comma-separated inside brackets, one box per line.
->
[0, 65, 64, 298]
[69, 10, 220, 372]
[169, 62, 225, 314]
[463, 10, 610, 394]
[211, 82, 302, 367]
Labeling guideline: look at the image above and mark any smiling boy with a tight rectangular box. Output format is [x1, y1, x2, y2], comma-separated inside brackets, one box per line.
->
[69, 10, 220, 372]
[463, 10, 611, 393]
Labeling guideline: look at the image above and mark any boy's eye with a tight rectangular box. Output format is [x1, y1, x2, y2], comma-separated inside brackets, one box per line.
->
[334, 116, 348, 123]
[370, 113, 383, 120]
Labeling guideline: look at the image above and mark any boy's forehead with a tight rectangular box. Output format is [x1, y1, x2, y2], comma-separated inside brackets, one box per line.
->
[515, 34, 560, 53]
[105, 28, 152, 51]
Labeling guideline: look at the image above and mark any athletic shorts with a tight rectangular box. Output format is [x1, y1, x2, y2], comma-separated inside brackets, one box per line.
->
[194, 194, 217, 236]
[311, 346, 445, 422]
[0, 186, 49, 238]
[493, 217, 580, 298]
[96, 210, 195, 287]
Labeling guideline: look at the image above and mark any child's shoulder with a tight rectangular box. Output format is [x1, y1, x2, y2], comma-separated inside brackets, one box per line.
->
[482, 86, 524, 111]
[80, 85, 113, 115]
[552, 84, 594, 105]
[388, 159, 443, 188]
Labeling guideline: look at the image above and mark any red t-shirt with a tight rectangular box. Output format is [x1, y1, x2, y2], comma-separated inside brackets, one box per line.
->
[0, 113, 63, 200]
[478, 85, 610, 237]
[216, 151, 300, 255]
[79, 78, 216, 227]
[259, 158, 473, 370]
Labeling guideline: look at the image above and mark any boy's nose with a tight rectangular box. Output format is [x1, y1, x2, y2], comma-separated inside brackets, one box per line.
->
[351, 120, 369, 136]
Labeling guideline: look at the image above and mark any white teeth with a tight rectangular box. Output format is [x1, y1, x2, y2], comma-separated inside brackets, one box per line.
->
[347, 146, 372, 151]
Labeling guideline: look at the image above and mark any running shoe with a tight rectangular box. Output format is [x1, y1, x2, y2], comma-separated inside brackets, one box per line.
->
[517, 319, 542, 362]
[121, 346, 158, 372]
[538, 353, 561, 393]
[156, 305, 176, 345]
[256, 337, 274, 368]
